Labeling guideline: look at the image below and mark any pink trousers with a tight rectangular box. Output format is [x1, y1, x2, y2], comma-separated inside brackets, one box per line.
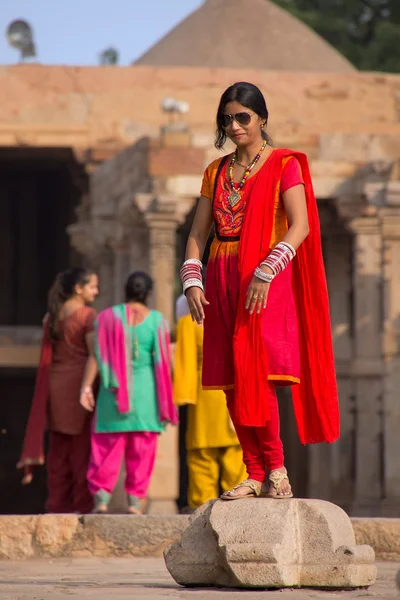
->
[225, 383, 284, 482]
[87, 431, 158, 500]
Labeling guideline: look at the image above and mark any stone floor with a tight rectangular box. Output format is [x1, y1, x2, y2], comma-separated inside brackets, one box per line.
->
[0, 558, 398, 599]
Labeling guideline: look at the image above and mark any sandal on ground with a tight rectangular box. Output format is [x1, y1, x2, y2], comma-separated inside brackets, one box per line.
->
[127, 495, 143, 514]
[220, 479, 261, 501]
[261, 470, 293, 499]
[92, 490, 111, 514]
[92, 502, 108, 514]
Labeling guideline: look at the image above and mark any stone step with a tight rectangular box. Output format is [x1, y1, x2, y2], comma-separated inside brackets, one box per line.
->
[0, 513, 398, 561]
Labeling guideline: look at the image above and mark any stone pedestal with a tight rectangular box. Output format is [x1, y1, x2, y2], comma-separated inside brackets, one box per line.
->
[164, 498, 376, 589]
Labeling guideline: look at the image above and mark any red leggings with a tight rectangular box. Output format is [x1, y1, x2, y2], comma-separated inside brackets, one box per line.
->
[225, 383, 284, 482]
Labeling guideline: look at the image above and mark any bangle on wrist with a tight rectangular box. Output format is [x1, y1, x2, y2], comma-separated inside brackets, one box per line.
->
[180, 260, 203, 294]
[81, 385, 92, 393]
[254, 266, 274, 283]
[261, 241, 296, 277]
[183, 280, 204, 294]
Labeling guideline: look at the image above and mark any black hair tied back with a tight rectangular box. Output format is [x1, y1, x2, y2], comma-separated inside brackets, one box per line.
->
[125, 271, 153, 305]
[47, 267, 95, 343]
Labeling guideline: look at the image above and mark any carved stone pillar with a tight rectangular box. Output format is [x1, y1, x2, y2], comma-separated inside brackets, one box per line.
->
[381, 204, 400, 515]
[308, 205, 354, 508]
[93, 248, 114, 311]
[347, 216, 384, 515]
[145, 211, 179, 326]
[111, 247, 130, 305]
[143, 208, 180, 513]
[326, 227, 354, 510]
[129, 226, 150, 275]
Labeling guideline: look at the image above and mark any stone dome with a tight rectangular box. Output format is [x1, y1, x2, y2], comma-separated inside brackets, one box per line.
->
[135, 0, 355, 73]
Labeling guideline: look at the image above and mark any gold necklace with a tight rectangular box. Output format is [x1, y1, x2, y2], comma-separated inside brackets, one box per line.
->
[228, 140, 267, 207]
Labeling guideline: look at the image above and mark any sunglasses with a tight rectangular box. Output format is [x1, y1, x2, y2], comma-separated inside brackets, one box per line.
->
[221, 112, 252, 128]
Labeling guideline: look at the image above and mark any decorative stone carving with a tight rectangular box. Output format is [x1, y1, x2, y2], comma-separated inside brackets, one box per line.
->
[164, 498, 376, 589]
[67, 221, 96, 257]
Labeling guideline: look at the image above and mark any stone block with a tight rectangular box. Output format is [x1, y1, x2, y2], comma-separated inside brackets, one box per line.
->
[352, 518, 400, 561]
[164, 498, 377, 589]
[0, 516, 36, 559]
[77, 514, 186, 557]
[34, 514, 79, 556]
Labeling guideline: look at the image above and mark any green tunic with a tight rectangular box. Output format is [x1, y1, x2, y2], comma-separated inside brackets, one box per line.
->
[95, 310, 165, 434]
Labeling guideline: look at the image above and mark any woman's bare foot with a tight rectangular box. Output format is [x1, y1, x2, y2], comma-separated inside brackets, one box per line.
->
[127, 495, 143, 514]
[92, 502, 108, 514]
[220, 478, 262, 500]
[127, 505, 142, 515]
[266, 467, 293, 498]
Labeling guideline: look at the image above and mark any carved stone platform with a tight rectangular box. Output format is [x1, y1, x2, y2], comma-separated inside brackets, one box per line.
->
[164, 498, 377, 589]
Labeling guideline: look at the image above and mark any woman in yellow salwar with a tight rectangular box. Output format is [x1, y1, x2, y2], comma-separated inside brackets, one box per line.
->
[174, 295, 246, 509]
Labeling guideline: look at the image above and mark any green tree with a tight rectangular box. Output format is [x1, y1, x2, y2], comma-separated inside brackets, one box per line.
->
[272, 0, 400, 72]
[99, 47, 119, 66]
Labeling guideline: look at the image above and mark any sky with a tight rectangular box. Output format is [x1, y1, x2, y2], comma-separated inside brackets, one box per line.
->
[0, 0, 203, 66]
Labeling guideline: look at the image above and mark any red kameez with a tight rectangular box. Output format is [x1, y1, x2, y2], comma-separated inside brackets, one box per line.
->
[201, 149, 340, 445]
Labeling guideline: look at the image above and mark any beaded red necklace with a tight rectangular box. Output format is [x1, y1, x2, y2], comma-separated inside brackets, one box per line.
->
[227, 140, 267, 207]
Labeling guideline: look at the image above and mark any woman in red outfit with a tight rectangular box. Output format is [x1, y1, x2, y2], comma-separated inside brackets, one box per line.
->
[18, 268, 99, 513]
[181, 82, 339, 500]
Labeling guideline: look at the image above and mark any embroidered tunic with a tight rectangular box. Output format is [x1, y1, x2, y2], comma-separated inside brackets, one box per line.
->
[200, 152, 304, 390]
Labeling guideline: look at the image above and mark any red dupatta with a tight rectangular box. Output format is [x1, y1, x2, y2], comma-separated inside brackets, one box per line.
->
[232, 148, 340, 444]
[17, 318, 52, 483]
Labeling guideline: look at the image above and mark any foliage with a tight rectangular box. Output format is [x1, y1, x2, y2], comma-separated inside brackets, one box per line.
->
[271, 0, 400, 72]
[99, 47, 119, 66]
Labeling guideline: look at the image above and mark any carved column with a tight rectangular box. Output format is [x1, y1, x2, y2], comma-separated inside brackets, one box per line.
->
[327, 227, 354, 510]
[143, 208, 180, 514]
[93, 248, 114, 311]
[308, 204, 354, 507]
[129, 226, 150, 275]
[145, 211, 179, 326]
[110, 245, 129, 305]
[347, 216, 384, 515]
[381, 195, 400, 515]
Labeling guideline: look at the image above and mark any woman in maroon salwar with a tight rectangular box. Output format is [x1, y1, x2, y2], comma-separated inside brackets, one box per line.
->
[18, 268, 99, 513]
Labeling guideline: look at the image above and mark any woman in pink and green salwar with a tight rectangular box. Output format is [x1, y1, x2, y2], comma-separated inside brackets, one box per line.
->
[80, 272, 178, 514]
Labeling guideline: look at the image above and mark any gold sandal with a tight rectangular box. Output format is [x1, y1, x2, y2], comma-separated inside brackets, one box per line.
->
[261, 470, 293, 499]
[220, 479, 261, 501]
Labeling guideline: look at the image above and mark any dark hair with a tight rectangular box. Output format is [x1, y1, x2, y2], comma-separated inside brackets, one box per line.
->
[215, 81, 272, 150]
[47, 267, 95, 343]
[125, 271, 153, 305]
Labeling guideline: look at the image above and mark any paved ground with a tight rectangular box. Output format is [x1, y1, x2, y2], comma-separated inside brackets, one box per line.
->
[0, 558, 398, 599]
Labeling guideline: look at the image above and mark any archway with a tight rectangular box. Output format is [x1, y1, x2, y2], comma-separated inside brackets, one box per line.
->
[0, 147, 88, 513]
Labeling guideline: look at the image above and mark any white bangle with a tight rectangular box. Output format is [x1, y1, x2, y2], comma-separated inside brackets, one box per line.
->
[279, 241, 296, 258]
[260, 261, 277, 276]
[183, 279, 204, 293]
[182, 259, 203, 268]
[254, 267, 274, 283]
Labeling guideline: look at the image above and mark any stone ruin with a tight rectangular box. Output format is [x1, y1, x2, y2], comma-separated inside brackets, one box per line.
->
[165, 498, 376, 589]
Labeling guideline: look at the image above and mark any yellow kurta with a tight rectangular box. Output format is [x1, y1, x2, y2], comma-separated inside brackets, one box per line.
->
[174, 314, 240, 450]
